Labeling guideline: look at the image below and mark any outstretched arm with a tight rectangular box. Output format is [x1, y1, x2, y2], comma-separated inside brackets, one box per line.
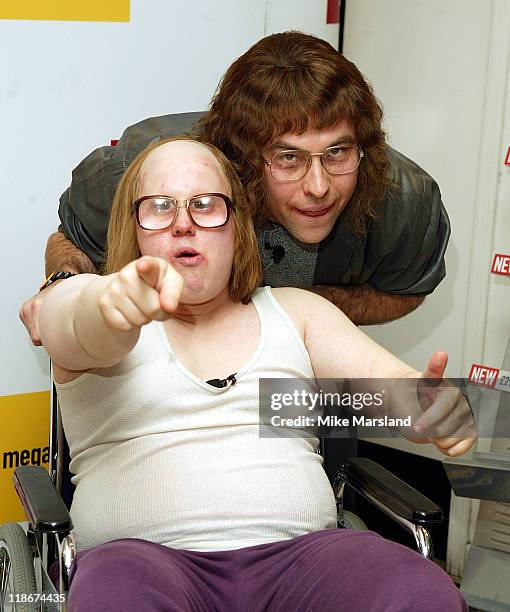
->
[273, 288, 475, 456]
[310, 284, 424, 325]
[39, 256, 183, 372]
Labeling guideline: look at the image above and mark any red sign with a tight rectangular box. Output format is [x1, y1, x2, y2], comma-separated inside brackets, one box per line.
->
[491, 253, 510, 276]
[469, 364, 499, 387]
[327, 0, 341, 24]
[505, 146, 510, 165]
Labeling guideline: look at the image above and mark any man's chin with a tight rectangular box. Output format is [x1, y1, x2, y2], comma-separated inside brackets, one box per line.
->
[285, 222, 335, 245]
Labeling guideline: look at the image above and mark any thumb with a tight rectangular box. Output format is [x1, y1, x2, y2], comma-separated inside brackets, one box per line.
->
[422, 350, 448, 380]
[416, 351, 448, 416]
[136, 256, 163, 289]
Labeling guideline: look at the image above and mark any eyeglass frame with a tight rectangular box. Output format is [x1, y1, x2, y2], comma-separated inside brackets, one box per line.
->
[132, 193, 234, 230]
[263, 145, 364, 182]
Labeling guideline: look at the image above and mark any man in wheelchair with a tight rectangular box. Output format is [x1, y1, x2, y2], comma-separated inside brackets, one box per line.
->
[30, 137, 473, 611]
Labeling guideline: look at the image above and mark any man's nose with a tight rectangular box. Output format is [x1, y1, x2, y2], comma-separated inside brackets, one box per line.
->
[171, 205, 196, 236]
[302, 156, 329, 199]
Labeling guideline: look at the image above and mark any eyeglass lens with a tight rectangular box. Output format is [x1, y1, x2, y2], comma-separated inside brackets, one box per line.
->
[138, 196, 228, 230]
[270, 146, 361, 180]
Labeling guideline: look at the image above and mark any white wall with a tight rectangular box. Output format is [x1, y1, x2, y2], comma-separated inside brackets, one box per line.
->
[342, 0, 510, 578]
[344, 0, 493, 380]
[343, 0, 510, 466]
[485, 65, 510, 370]
[265, 0, 339, 45]
[1, 0, 337, 396]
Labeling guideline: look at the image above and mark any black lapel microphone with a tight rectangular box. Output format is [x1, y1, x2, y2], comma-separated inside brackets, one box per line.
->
[264, 242, 285, 264]
[206, 373, 237, 388]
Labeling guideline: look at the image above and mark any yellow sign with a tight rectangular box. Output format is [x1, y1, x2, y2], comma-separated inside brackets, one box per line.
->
[0, 391, 50, 523]
[0, 0, 129, 22]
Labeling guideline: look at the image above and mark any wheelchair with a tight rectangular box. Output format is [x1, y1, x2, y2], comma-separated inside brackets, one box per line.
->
[0, 383, 444, 612]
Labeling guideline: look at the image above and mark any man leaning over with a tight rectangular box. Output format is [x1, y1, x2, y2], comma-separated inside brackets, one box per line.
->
[21, 32, 449, 342]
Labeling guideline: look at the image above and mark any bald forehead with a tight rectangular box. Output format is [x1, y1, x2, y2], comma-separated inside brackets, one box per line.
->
[138, 140, 229, 196]
[141, 140, 222, 175]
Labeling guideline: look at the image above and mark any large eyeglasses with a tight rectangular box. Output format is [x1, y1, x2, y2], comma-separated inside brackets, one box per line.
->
[264, 145, 364, 181]
[132, 193, 233, 230]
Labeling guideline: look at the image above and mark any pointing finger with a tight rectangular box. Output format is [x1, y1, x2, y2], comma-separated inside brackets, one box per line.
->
[136, 256, 162, 289]
[159, 266, 184, 313]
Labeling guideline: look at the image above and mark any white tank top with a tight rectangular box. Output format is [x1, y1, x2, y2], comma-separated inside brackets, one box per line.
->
[56, 287, 337, 552]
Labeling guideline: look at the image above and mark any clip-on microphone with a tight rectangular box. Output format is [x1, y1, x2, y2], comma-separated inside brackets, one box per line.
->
[206, 373, 237, 388]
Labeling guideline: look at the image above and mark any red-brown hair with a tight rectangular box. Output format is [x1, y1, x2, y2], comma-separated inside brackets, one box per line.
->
[196, 31, 389, 235]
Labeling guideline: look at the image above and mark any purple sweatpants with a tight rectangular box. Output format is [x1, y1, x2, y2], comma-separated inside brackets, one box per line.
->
[67, 529, 466, 611]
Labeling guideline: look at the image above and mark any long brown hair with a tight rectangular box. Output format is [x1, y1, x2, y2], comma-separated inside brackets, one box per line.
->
[195, 31, 389, 235]
[104, 136, 261, 304]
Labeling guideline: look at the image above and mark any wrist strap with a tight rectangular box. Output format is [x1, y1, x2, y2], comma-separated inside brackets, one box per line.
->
[39, 271, 76, 292]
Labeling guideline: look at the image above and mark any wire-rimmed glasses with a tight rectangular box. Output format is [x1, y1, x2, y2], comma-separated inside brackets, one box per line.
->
[264, 145, 364, 181]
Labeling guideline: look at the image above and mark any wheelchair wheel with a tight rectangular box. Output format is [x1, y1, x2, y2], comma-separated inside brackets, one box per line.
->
[0, 523, 37, 612]
[340, 510, 369, 531]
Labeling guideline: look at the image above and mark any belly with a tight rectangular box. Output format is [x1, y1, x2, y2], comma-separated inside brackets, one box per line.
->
[69, 426, 338, 552]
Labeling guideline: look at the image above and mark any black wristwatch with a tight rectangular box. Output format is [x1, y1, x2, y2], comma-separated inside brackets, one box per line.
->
[39, 271, 77, 292]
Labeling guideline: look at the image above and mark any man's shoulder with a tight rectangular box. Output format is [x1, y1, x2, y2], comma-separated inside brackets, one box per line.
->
[385, 146, 440, 205]
[71, 111, 206, 180]
[362, 146, 443, 234]
[120, 111, 205, 149]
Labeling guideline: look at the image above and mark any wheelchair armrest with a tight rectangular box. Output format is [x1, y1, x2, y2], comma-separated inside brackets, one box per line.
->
[333, 457, 443, 525]
[13, 465, 73, 533]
